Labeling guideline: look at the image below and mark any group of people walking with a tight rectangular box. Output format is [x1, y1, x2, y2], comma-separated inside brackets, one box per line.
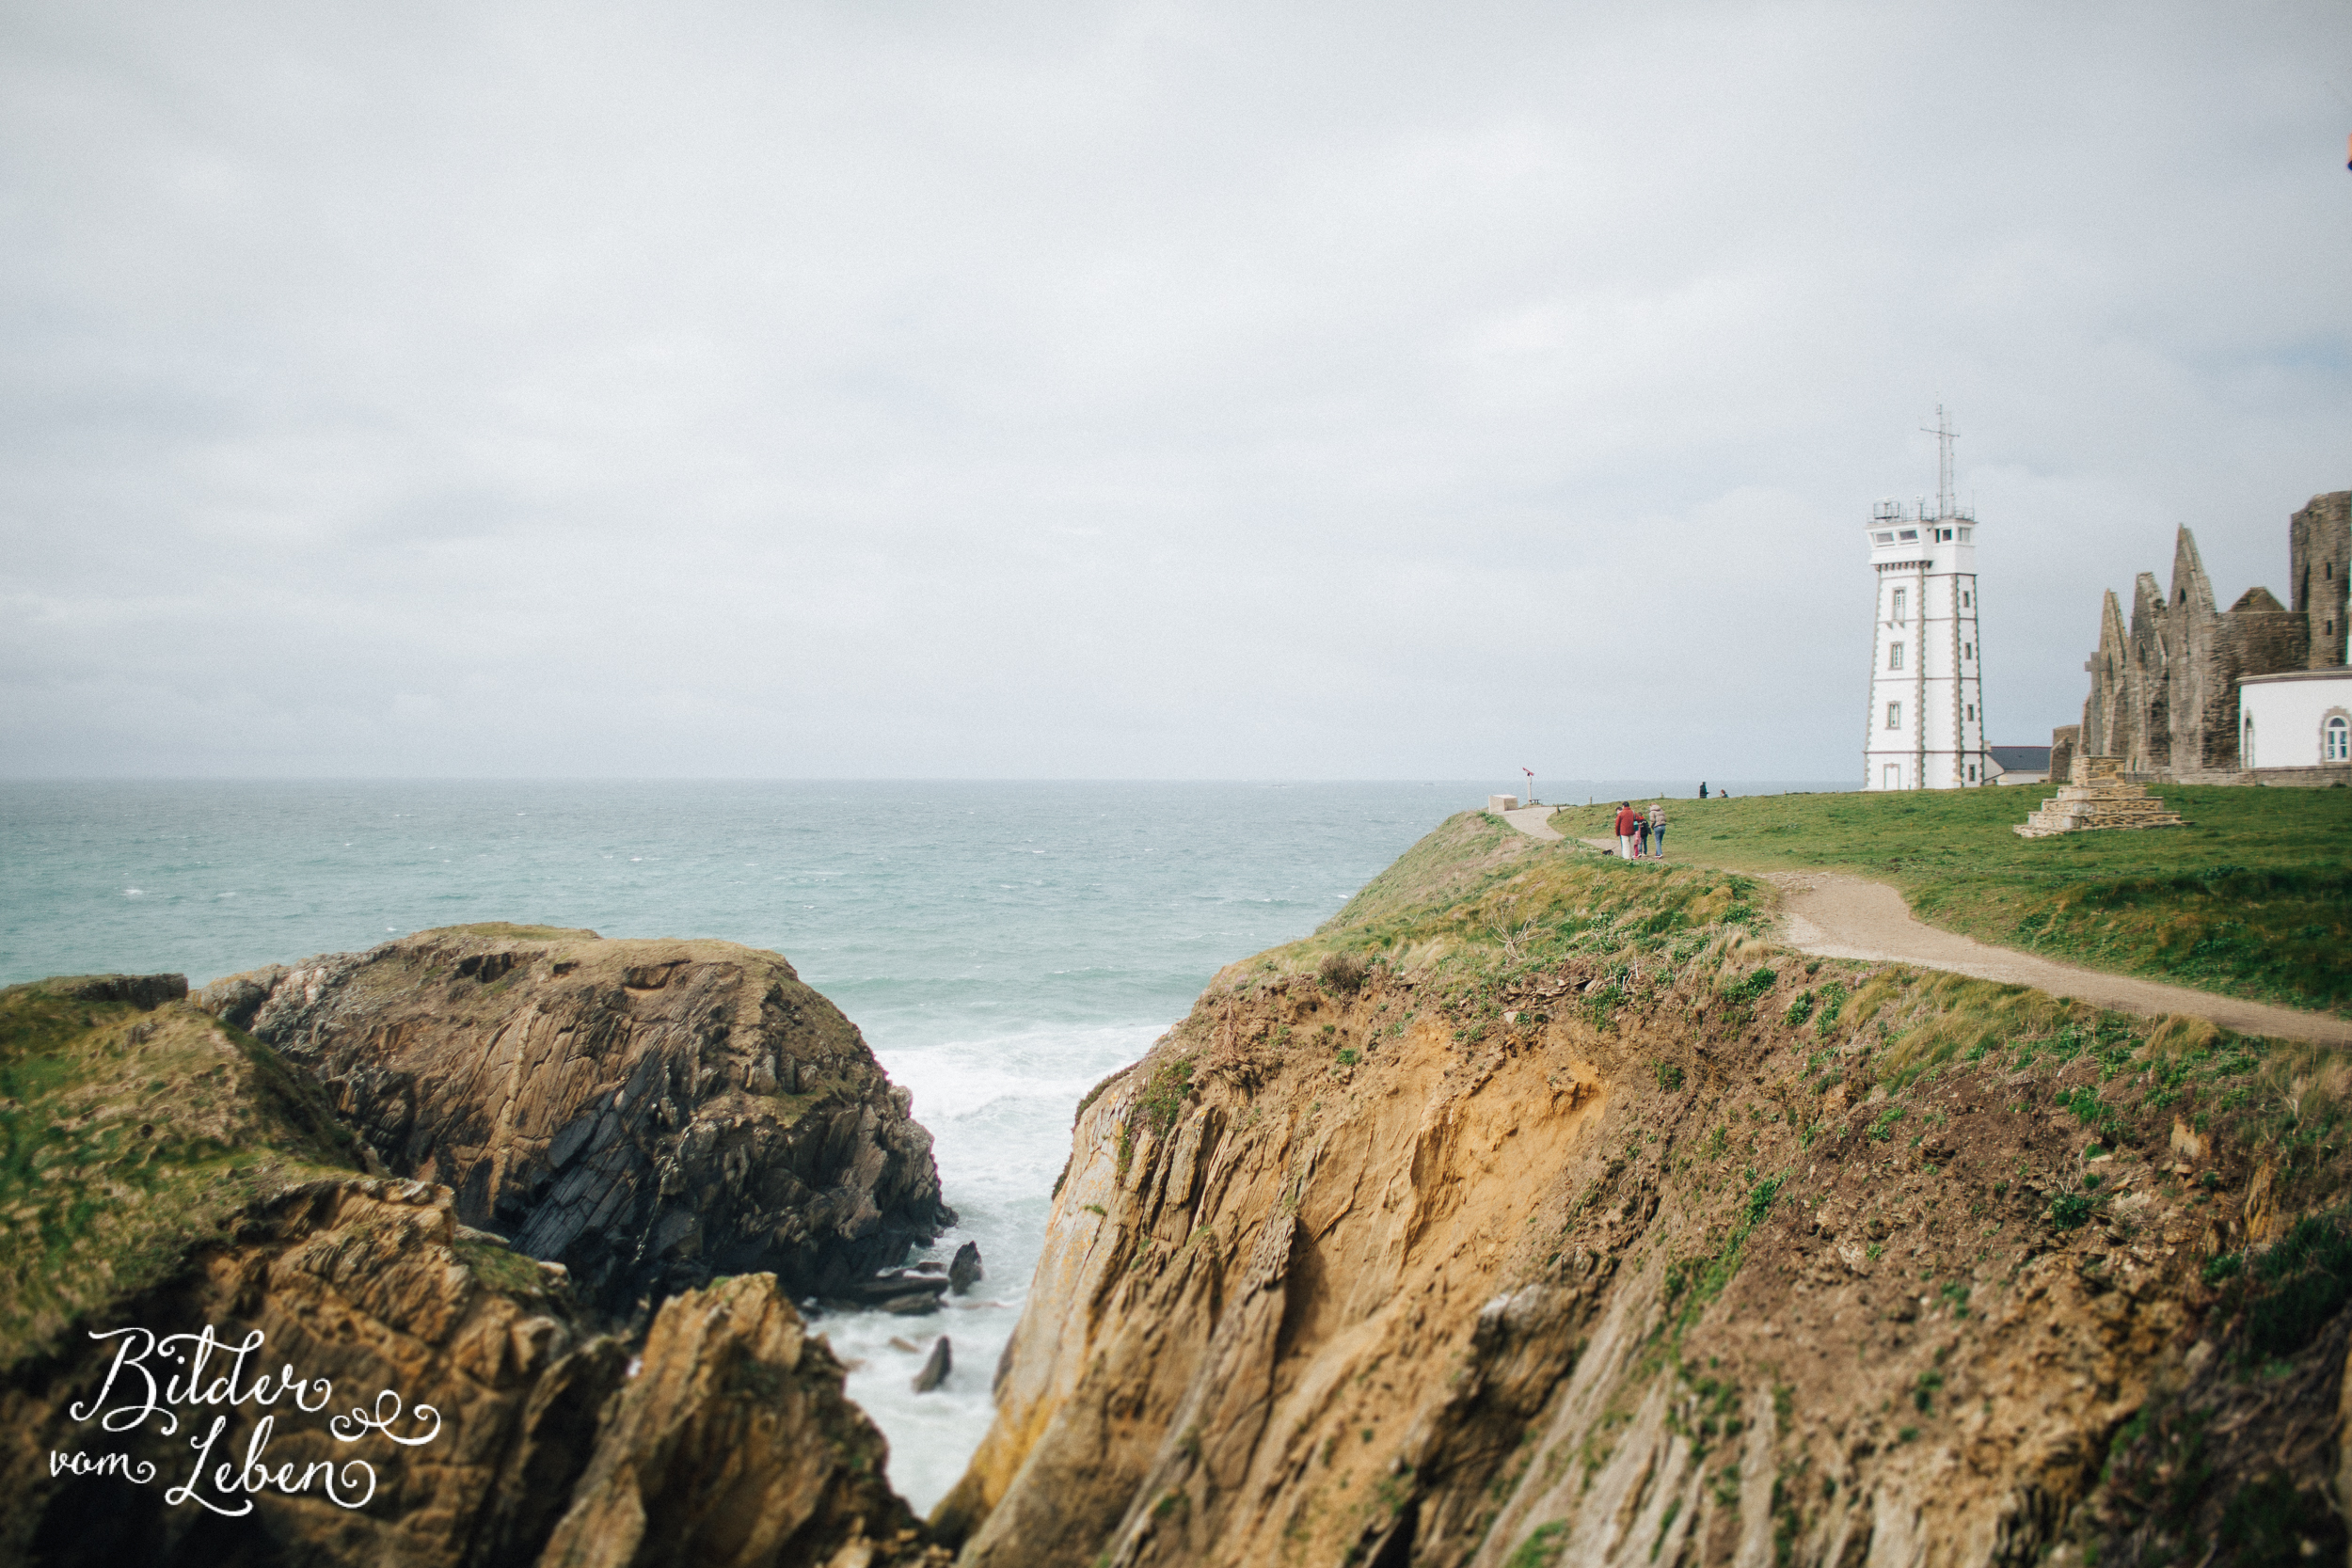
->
[1613, 801, 1665, 860]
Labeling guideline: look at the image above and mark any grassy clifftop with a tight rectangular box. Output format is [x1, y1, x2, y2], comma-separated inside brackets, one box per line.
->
[1549, 784, 2352, 1017]
[974, 810, 2352, 1564]
[0, 978, 360, 1367]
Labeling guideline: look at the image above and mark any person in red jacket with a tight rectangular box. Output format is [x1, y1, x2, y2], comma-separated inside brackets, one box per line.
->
[1613, 801, 1639, 860]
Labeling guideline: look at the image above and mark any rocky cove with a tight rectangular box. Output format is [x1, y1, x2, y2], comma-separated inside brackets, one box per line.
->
[4, 813, 2347, 1565]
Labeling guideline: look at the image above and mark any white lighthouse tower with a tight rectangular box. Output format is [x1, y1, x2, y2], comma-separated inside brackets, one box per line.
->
[1863, 408, 1989, 791]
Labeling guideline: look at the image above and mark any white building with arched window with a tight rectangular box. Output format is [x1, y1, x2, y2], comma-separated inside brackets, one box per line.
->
[2238, 669, 2352, 776]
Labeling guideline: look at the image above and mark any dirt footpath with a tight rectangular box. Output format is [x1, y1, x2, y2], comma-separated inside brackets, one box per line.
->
[1509, 816, 2352, 1047]
[1499, 803, 1565, 840]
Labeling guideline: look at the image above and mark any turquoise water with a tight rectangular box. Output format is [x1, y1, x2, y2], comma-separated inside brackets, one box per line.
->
[0, 777, 1836, 1507]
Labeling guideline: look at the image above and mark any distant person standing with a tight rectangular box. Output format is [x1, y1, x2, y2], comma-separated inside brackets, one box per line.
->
[1634, 810, 1651, 858]
[1648, 800, 1666, 859]
[1613, 801, 1639, 860]
[1698, 782, 1708, 800]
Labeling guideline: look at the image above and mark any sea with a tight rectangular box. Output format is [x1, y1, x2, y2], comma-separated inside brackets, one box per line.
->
[0, 777, 1842, 1510]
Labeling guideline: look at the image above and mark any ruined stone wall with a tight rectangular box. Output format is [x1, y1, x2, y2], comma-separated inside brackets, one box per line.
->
[2125, 574, 2171, 775]
[2082, 591, 2129, 758]
[2064, 497, 2344, 782]
[2046, 723, 2080, 787]
[2292, 490, 2351, 669]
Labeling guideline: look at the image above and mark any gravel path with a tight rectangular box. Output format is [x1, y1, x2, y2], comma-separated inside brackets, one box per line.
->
[1488, 808, 2351, 1046]
[1499, 804, 1565, 840]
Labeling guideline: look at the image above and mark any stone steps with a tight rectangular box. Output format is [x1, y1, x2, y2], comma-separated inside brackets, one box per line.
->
[2013, 756, 2188, 838]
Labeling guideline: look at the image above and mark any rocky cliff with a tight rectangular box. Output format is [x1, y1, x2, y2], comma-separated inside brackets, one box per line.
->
[197, 925, 953, 1317]
[2, 961, 948, 1568]
[935, 813, 2352, 1566]
[4, 1174, 932, 1567]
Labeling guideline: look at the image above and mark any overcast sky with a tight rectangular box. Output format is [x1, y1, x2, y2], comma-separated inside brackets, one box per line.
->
[4, 2, 2347, 781]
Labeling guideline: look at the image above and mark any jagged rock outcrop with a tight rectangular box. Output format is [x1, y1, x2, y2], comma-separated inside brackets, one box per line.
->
[196, 925, 952, 1317]
[4, 1176, 619, 1566]
[937, 814, 2352, 1567]
[3, 970, 950, 1568]
[3, 1177, 932, 1568]
[540, 1274, 930, 1568]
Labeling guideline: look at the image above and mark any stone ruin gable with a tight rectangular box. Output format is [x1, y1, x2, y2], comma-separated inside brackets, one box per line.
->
[2066, 501, 2341, 783]
[198, 926, 952, 1319]
[2126, 570, 2172, 776]
[2082, 588, 2132, 759]
[2292, 490, 2351, 669]
[2164, 530, 2217, 773]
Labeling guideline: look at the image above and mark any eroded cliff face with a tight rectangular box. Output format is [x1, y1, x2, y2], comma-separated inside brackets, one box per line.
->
[198, 925, 952, 1317]
[937, 815, 2351, 1567]
[2, 1175, 933, 1568]
[7, 942, 957, 1567]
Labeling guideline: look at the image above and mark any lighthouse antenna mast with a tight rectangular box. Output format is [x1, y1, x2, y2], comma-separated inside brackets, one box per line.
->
[1921, 405, 1958, 520]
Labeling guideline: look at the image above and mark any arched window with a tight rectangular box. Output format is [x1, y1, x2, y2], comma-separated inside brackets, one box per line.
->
[2328, 715, 2349, 764]
[2243, 713, 2256, 769]
[1891, 587, 1908, 624]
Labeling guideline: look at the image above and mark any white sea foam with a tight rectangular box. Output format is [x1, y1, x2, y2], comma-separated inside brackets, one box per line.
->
[844, 1020, 1163, 1512]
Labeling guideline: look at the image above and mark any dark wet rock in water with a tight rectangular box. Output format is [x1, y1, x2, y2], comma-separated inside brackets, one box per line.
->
[196, 924, 954, 1320]
[883, 1291, 943, 1316]
[839, 1268, 950, 1309]
[914, 1336, 952, 1393]
[949, 1239, 984, 1294]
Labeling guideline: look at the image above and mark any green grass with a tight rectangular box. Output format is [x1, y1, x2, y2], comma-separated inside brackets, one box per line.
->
[0, 980, 361, 1368]
[1549, 786, 2352, 1017]
[1226, 813, 1777, 1034]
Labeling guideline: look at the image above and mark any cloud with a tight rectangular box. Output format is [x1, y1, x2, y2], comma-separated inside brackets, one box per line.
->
[3, 0, 2347, 778]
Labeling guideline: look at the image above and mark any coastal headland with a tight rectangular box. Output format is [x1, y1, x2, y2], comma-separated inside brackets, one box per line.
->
[935, 810, 2349, 1564]
[5, 807, 2348, 1565]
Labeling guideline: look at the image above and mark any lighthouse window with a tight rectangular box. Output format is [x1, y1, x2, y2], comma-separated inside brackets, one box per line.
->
[2328, 716, 2349, 764]
[1897, 530, 1919, 542]
[1891, 588, 1908, 623]
[1964, 641, 1973, 659]
[1959, 529, 1972, 542]
[1885, 702, 1901, 731]
[1871, 531, 1895, 545]
[1962, 591, 1972, 609]
[1888, 643, 1903, 671]
[1966, 704, 1975, 721]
